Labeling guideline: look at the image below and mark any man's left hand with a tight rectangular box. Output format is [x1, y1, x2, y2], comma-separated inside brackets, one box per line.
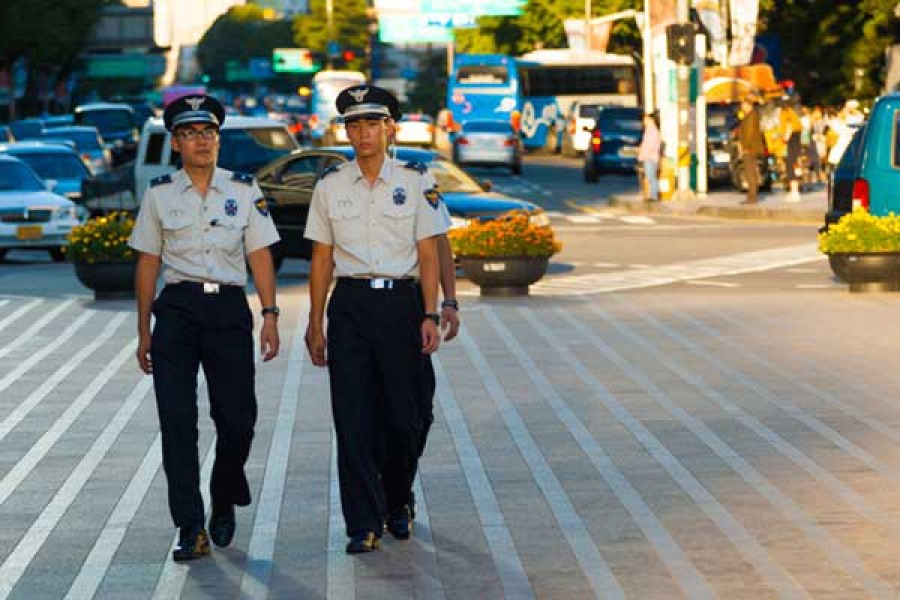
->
[421, 320, 440, 354]
[260, 317, 280, 361]
[440, 306, 460, 342]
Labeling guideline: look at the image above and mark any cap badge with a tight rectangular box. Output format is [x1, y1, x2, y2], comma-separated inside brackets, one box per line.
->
[348, 88, 368, 103]
[185, 97, 205, 111]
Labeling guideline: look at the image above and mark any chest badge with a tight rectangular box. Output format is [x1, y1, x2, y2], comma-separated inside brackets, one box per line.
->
[224, 198, 238, 217]
[392, 187, 407, 206]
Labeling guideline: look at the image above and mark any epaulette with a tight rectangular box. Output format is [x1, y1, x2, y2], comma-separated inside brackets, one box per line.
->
[149, 173, 172, 188]
[232, 172, 254, 185]
[403, 161, 427, 175]
[320, 163, 343, 179]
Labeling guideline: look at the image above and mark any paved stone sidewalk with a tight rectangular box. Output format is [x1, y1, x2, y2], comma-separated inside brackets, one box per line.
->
[2, 286, 900, 599]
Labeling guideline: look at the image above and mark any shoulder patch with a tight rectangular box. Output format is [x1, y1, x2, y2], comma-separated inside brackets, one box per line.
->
[403, 161, 428, 175]
[232, 172, 254, 185]
[424, 185, 442, 210]
[320, 163, 343, 179]
[149, 173, 172, 188]
[254, 197, 270, 217]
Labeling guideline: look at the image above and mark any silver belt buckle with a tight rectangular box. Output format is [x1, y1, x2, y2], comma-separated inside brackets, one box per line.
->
[203, 282, 220, 294]
[370, 278, 392, 289]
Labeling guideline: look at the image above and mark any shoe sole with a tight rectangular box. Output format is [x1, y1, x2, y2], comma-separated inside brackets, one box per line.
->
[172, 536, 210, 562]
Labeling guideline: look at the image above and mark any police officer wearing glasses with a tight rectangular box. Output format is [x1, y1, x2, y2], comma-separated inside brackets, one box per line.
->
[304, 85, 447, 554]
[128, 94, 281, 562]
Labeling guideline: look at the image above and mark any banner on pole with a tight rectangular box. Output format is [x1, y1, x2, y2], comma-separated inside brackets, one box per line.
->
[728, 0, 759, 66]
[693, 0, 728, 65]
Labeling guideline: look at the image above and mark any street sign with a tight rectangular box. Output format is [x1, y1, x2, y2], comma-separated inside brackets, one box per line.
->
[425, 13, 477, 28]
[379, 15, 454, 43]
[272, 48, 320, 73]
[250, 58, 273, 78]
[226, 60, 254, 82]
[420, 0, 525, 15]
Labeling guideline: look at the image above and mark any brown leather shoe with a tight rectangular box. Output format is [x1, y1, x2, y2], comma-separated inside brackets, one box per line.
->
[345, 531, 381, 554]
[172, 526, 211, 562]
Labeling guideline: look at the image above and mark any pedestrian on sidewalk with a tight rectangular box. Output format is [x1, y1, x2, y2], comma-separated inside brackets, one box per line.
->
[780, 96, 803, 202]
[637, 112, 661, 202]
[737, 96, 766, 205]
[303, 85, 446, 554]
[128, 94, 281, 562]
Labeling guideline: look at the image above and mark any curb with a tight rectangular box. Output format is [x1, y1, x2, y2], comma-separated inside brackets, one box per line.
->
[607, 195, 824, 224]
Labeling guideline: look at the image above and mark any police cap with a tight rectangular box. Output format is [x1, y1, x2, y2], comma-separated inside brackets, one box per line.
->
[163, 94, 226, 132]
[336, 85, 401, 122]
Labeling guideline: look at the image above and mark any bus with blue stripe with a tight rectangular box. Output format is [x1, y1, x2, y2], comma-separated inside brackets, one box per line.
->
[446, 50, 640, 151]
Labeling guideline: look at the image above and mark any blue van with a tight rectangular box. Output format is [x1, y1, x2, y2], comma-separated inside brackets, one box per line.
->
[823, 93, 900, 228]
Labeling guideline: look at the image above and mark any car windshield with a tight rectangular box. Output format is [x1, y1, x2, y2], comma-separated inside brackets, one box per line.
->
[0, 161, 44, 191]
[14, 152, 89, 179]
[578, 104, 599, 119]
[428, 159, 483, 193]
[597, 109, 643, 132]
[43, 130, 102, 151]
[463, 121, 512, 134]
[218, 127, 298, 173]
[77, 109, 134, 133]
[708, 106, 739, 133]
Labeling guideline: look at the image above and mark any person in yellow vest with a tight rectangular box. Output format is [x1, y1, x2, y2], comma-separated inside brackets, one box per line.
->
[779, 96, 803, 202]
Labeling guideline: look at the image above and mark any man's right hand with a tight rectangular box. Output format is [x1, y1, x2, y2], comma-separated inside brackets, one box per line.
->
[305, 323, 328, 367]
[137, 334, 152, 374]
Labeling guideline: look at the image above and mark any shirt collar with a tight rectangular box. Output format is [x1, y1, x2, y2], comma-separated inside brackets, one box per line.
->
[350, 156, 392, 184]
[176, 167, 224, 192]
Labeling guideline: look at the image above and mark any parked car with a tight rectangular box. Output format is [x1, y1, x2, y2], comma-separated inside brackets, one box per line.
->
[9, 118, 45, 140]
[0, 141, 93, 203]
[452, 120, 522, 175]
[823, 120, 868, 230]
[255, 146, 548, 269]
[561, 101, 599, 157]
[395, 114, 435, 147]
[706, 103, 740, 186]
[41, 114, 75, 129]
[583, 106, 643, 182]
[134, 115, 299, 200]
[0, 155, 81, 262]
[74, 102, 139, 166]
[40, 125, 112, 175]
[321, 116, 350, 146]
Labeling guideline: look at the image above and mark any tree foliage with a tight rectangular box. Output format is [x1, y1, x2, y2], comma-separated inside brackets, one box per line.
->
[292, 0, 368, 71]
[196, 5, 295, 87]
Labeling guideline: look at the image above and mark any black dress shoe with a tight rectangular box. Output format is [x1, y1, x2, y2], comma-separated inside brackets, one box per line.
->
[172, 526, 210, 562]
[209, 504, 236, 547]
[385, 505, 412, 540]
[345, 531, 381, 554]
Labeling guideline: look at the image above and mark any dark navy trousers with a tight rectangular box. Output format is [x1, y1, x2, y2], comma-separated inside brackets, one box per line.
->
[151, 282, 257, 528]
[326, 279, 426, 537]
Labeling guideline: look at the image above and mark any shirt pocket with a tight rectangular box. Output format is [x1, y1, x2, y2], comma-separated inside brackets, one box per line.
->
[328, 198, 363, 245]
[210, 221, 245, 256]
[382, 203, 416, 246]
[161, 216, 193, 254]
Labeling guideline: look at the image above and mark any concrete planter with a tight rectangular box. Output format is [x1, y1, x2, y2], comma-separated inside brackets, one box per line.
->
[828, 252, 900, 293]
[73, 260, 136, 300]
[459, 256, 549, 296]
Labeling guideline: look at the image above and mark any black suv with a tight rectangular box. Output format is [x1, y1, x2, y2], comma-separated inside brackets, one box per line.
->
[583, 106, 643, 182]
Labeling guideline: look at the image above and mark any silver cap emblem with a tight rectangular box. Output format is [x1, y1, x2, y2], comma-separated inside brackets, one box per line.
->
[185, 97, 205, 111]
[348, 88, 368, 103]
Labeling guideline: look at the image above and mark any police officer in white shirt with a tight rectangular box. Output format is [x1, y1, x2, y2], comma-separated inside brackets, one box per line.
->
[128, 94, 281, 562]
[304, 84, 446, 554]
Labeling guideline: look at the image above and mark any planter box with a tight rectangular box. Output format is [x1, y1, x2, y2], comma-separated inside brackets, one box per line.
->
[73, 260, 136, 300]
[459, 256, 549, 296]
[828, 252, 900, 293]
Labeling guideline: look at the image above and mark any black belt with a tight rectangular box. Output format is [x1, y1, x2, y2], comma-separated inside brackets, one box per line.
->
[336, 277, 418, 290]
[167, 281, 243, 294]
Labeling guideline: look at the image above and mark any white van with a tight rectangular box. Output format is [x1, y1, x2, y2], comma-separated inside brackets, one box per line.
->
[134, 116, 299, 200]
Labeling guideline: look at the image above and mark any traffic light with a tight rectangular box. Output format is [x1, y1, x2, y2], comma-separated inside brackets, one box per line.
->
[666, 23, 696, 65]
[343, 50, 355, 62]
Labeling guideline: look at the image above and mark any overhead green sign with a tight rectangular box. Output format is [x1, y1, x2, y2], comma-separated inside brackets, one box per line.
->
[85, 55, 165, 78]
[272, 48, 320, 73]
[420, 0, 525, 15]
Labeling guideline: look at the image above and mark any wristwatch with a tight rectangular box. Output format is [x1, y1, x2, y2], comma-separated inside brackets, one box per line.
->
[261, 306, 280, 317]
[423, 312, 440, 325]
[441, 299, 459, 310]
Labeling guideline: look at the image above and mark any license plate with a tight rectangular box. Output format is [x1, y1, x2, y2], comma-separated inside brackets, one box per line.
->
[619, 146, 638, 157]
[713, 151, 730, 163]
[16, 225, 43, 240]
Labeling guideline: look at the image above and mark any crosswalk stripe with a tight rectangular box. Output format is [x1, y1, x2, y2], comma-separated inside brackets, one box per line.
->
[0, 298, 41, 333]
[326, 436, 354, 600]
[0, 298, 76, 360]
[240, 301, 309, 597]
[458, 327, 627, 599]
[64, 436, 162, 600]
[0, 336, 136, 508]
[0, 373, 153, 598]
[539, 307, 814, 598]
[624, 305, 900, 541]
[620, 215, 656, 225]
[432, 356, 535, 600]
[0, 313, 127, 443]
[484, 308, 717, 599]
[589, 303, 892, 596]
[410, 477, 444, 599]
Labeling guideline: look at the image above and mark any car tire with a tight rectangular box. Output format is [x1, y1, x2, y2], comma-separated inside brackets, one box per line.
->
[49, 247, 66, 262]
[584, 161, 599, 183]
[731, 160, 747, 191]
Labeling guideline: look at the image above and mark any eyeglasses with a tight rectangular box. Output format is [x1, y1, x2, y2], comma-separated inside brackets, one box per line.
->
[176, 128, 220, 141]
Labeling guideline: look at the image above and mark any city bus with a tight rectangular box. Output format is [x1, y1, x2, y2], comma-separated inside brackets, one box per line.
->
[309, 69, 366, 144]
[446, 50, 640, 151]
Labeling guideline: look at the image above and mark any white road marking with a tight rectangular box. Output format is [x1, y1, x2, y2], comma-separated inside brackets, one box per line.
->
[0, 298, 41, 333]
[326, 436, 354, 600]
[620, 215, 657, 225]
[567, 215, 604, 224]
[0, 298, 76, 360]
[685, 280, 741, 288]
[795, 284, 834, 289]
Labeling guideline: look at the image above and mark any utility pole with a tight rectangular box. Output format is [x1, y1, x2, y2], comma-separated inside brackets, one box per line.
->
[326, 0, 335, 69]
[585, 0, 592, 49]
[674, 0, 695, 201]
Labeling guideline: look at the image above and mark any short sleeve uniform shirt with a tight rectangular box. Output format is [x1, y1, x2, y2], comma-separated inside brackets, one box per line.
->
[128, 168, 280, 286]
[304, 158, 449, 278]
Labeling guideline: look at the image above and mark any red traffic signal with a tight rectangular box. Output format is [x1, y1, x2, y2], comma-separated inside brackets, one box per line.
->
[343, 50, 355, 62]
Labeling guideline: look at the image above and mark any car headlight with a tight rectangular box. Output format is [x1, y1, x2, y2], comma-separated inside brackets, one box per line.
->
[449, 216, 471, 229]
[529, 211, 551, 227]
